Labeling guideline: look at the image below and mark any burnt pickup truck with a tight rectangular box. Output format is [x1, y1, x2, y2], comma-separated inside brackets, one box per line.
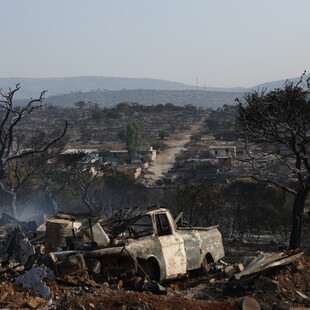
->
[40, 206, 224, 282]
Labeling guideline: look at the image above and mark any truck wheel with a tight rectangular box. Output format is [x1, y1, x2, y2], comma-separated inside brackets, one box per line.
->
[200, 253, 214, 274]
[138, 258, 160, 282]
[200, 257, 209, 274]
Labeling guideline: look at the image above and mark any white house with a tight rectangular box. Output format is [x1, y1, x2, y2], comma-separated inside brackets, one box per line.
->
[209, 145, 236, 158]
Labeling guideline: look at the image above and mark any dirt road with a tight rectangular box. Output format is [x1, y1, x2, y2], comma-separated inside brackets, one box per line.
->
[146, 123, 202, 181]
[147, 138, 188, 180]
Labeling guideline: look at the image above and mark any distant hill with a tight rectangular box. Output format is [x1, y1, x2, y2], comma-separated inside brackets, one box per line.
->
[0, 76, 197, 99]
[43, 89, 243, 109]
[2, 74, 308, 108]
[1, 75, 308, 99]
[0, 76, 247, 99]
[251, 74, 310, 91]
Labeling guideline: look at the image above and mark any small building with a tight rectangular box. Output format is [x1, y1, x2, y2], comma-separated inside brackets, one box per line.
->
[108, 150, 129, 163]
[209, 145, 236, 158]
[138, 147, 157, 161]
[108, 147, 157, 163]
[61, 149, 101, 164]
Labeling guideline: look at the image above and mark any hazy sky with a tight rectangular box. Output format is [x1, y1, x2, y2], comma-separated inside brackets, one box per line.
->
[1, 0, 309, 87]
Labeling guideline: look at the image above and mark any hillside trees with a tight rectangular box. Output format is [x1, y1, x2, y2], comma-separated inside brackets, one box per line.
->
[158, 130, 169, 140]
[235, 77, 310, 249]
[67, 165, 105, 214]
[190, 133, 203, 144]
[118, 121, 145, 162]
[47, 164, 144, 215]
[223, 178, 291, 241]
[74, 100, 87, 109]
[2, 147, 53, 218]
[34, 156, 105, 215]
[0, 84, 67, 216]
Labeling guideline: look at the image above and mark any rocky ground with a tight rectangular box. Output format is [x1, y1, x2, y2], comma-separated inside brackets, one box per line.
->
[0, 246, 309, 310]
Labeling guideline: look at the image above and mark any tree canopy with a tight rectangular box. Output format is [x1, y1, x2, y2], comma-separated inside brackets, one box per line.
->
[158, 130, 169, 140]
[118, 121, 145, 162]
[235, 78, 310, 249]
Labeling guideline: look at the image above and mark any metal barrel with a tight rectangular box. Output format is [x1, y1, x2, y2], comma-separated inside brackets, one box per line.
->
[45, 219, 74, 253]
[234, 296, 261, 310]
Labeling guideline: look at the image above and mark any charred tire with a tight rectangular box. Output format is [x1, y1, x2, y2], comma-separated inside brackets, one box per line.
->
[138, 258, 160, 282]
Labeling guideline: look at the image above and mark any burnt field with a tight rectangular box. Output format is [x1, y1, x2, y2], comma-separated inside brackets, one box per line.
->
[17, 104, 205, 150]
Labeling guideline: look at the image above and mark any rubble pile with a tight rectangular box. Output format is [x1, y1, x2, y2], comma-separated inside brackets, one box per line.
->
[15, 266, 54, 300]
[0, 283, 48, 309]
[229, 252, 310, 309]
[0, 211, 309, 309]
[165, 249, 310, 310]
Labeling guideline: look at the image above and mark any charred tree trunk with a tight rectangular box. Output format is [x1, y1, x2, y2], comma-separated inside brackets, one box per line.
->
[0, 186, 18, 219]
[0, 162, 5, 181]
[289, 188, 307, 249]
[10, 190, 17, 219]
[46, 190, 59, 214]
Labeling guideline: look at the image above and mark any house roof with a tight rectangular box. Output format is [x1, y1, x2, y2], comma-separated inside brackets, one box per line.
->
[109, 150, 128, 153]
[61, 149, 99, 154]
[209, 145, 236, 149]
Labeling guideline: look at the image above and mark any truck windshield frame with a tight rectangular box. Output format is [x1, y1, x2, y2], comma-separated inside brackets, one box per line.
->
[128, 214, 154, 238]
[155, 213, 172, 236]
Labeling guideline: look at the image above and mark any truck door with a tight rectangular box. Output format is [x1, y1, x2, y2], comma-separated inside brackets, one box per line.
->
[155, 213, 187, 278]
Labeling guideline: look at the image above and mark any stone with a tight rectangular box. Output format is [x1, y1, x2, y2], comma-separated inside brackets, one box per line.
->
[15, 266, 51, 300]
[0, 292, 8, 303]
[142, 280, 167, 295]
[24, 297, 42, 309]
[102, 282, 110, 289]
[225, 265, 236, 277]
[234, 263, 244, 272]
[117, 279, 124, 290]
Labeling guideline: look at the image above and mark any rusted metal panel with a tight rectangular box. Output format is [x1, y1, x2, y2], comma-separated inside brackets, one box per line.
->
[234, 251, 304, 280]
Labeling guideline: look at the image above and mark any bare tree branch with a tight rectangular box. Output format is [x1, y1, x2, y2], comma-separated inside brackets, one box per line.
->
[0, 85, 68, 216]
[235, 79, 310, 249]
